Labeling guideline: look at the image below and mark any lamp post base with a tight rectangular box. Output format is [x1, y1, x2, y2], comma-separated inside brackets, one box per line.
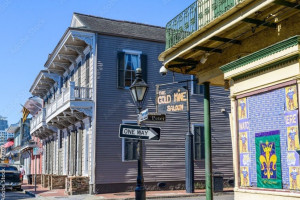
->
[135, 186, 146, 200]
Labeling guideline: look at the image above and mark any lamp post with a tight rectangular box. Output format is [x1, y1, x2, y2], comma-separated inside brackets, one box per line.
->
[129, 68, 149, 200]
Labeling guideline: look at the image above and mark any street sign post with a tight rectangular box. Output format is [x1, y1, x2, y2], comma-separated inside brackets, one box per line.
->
[146, 113, 166, 122]
[119, 124, 160, 141]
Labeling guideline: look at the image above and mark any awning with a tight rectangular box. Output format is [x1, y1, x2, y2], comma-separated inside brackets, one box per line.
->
[3, 141, 14, 148]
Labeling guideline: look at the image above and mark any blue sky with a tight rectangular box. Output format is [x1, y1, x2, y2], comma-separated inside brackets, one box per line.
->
[0, 0, 195, 125]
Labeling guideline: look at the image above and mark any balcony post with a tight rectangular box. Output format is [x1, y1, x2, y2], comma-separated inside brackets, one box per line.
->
[204, 82, 213, 200]
[70, 82, 75, 101]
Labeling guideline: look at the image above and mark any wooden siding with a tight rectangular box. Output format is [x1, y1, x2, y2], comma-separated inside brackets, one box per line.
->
[95, 35, 233, 185]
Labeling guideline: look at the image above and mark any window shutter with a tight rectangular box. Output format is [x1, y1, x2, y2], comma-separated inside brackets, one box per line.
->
[141, 54, 147, 83]
[200, 126, 205, 159]
[117, 52, 125, 88]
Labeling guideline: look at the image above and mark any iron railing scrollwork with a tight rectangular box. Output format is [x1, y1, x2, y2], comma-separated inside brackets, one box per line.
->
[166, 0, 245, 49]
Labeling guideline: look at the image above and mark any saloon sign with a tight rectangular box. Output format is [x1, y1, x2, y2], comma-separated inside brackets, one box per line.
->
[157, 87, 188, 113]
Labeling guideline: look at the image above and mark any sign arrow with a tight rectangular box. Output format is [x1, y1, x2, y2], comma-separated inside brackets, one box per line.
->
[119, 124, 160, 141]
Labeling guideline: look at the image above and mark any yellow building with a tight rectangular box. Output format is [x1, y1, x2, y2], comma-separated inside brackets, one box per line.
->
[159, 0, 300, 199]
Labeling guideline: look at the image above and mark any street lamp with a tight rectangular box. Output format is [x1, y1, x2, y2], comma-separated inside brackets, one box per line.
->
[129, 68, 148, 200]
[130, 68, 149, 111]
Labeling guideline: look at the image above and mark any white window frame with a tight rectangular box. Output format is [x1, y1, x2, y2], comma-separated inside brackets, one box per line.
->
[121, 120, 138, 162]
[122, 50, 142, 89]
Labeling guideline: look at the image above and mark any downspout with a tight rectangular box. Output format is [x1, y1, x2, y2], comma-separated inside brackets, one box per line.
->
[90, 33, 98, 194]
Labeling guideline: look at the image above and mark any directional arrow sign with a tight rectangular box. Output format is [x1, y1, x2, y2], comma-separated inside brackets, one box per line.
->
[119, 124, 160, 141]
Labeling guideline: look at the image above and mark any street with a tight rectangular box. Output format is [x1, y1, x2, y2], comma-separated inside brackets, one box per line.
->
[157, 194, 234, 200]
[1, 190, 34, 200]
[0, 192, 233, 200]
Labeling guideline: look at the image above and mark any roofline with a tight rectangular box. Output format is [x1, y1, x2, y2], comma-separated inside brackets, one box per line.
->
[44, 26, 165, 68]
[73, 12, 166, 30]
[29, 70, 48, 93]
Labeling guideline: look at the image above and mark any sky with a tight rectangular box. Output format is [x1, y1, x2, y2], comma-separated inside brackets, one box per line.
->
[0, 0, 195, 125]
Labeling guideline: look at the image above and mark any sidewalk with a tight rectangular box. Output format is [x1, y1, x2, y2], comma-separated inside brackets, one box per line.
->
[22, 180, 66, 198]
[95, 188, 233, 200]
[22, 180, 233, 200]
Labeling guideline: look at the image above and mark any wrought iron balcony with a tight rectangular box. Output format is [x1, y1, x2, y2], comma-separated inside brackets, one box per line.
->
[166, 0, 246, 49]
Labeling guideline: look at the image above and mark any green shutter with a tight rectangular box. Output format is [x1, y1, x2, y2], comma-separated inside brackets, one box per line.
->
[141, 54, 147, 83]
[117, 52, 125, 88]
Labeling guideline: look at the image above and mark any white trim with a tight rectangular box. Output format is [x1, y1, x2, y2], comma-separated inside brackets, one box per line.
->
[71, 15, 84, 28]
[122, 49, 142, 55]
[83, 46, 91, 55]
[45, 31, 72, 68]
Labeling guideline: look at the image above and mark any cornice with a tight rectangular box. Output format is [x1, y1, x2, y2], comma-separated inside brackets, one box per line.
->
[220, 35, 300, 73]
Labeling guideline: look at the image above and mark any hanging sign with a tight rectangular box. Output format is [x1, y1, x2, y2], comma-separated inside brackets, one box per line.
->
[157, 87, 188, 113]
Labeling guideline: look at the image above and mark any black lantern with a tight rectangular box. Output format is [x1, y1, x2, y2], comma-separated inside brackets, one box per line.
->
[129, 68, 148, 110]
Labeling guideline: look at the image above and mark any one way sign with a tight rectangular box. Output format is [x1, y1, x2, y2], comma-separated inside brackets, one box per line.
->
[119, 124, 160, 141]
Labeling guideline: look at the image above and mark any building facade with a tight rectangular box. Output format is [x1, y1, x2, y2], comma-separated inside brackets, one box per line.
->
[0, 116, 12, 146]
[158, 0, 300, 199]
[29, 13, 233, 195]
[0, 116, 8, 131]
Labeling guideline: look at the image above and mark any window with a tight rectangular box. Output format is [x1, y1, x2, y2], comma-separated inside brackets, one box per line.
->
[194, 125, 205, 160]
[85, 53, 90, 87]
[192, 75, 204, 95]
[117, 51, 147, 88]
[122, 121, 138, 161]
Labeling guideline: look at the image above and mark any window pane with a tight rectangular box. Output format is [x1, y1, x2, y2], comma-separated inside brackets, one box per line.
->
[132, 140, 138, 160]
[124, 53, 139, 87]
[124, 138, 138, 161]
[194, 127, 201, 143]
[194, 125, 204, 160]
[195, 143, 201, 160]
[200, 126, 205, 159]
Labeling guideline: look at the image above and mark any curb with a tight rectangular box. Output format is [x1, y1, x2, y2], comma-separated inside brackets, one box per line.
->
[24, 189, 37, 198]
[97, 191, 234, 200]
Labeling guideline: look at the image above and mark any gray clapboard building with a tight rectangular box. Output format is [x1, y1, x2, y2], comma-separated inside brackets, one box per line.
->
[29, 13, 233, 194]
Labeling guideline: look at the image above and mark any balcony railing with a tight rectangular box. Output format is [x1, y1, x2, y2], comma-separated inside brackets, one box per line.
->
[46, 82, 93, 118]
[30, 108, 46, 132]
[166, 0, 246, 49]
